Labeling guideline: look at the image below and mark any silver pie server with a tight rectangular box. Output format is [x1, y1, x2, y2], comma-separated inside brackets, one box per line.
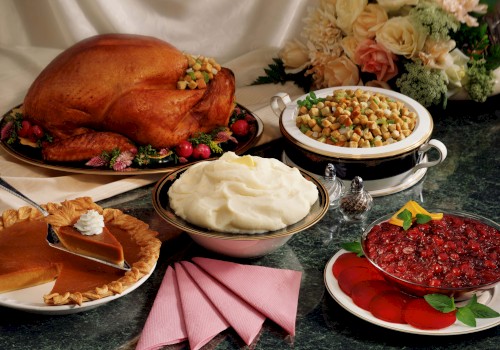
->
[0, 177, 131, 271]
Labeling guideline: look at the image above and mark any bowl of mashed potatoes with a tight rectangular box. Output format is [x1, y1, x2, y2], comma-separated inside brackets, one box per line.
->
[152, 152, 329, 258]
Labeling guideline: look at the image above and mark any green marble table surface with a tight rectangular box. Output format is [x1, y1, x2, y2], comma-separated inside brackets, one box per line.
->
[0, 95, 499, 350]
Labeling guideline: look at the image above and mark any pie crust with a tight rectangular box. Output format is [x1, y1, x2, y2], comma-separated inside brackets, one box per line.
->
[0, 197, 161, 306]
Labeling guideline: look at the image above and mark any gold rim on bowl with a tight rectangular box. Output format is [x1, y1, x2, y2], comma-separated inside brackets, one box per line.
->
[152, 163, 329, 241]
[279, 86, 434, 160]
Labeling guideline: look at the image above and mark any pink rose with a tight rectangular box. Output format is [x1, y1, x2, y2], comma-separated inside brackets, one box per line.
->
[354, 39, 398, 82]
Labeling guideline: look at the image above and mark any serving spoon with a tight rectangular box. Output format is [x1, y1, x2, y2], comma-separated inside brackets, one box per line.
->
[0, 177, 131, 271]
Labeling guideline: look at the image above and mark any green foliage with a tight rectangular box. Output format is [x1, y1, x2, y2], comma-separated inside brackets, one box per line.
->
[415, 213, 432, 224]
[464, 59, 494, 102]
[424, 294, 456, 313]
[297, 91, 326, 109]
[189, 132, 223, 154]
[396, 60, 448, 108]
[425, 294, 500, 327]
[134, 145, 166, 166]
[453, 22, 500, 70]
[397, 209, 413, 230]
[341, 241, 364, 257]
[253, 58, 313, 92]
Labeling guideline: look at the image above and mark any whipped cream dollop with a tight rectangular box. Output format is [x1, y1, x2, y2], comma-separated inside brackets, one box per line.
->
[73, 209, 105, 236]
[168, 152, 318, 233]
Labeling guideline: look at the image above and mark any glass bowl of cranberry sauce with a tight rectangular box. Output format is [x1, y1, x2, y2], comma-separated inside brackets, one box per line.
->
[361, 210, 500, 300]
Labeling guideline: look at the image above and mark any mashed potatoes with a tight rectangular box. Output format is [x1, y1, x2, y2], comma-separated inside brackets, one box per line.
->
[168, 152, 318, 233]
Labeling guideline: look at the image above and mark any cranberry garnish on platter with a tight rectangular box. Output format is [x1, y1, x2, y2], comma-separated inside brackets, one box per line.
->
[331, 201, 500, 330]
[332, 250, 500, 330]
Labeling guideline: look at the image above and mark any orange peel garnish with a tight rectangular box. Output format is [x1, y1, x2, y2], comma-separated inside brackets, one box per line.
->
[388, 200, 443, 227]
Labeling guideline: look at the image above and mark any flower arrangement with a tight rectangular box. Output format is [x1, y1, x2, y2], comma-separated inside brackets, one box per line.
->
[254, 0, 500, 108]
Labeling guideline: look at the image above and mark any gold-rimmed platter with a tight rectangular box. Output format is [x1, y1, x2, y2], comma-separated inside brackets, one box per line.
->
[0, 103, 263, 175]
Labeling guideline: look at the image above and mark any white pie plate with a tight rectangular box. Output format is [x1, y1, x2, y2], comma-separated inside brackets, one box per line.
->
[324, 250, 500, 335]
[0, 263, 156, 315]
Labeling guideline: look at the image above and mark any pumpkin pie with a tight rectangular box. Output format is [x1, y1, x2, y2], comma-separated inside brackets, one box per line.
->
[54, 224, 125, 267]
[0, 197, 161, 305]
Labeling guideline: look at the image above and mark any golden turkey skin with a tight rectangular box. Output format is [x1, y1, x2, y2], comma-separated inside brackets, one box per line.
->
[22, 34, 236, 162]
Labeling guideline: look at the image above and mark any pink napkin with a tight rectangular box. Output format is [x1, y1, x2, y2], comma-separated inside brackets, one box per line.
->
[136, 266, 187, 350]
[192, 257, 302, 336]
[181, 261, 266, 345]
[174, 262, 230, 350]
[137, 258, 302, 349]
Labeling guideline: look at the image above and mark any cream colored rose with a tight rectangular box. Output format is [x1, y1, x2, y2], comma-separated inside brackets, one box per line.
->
[336, 0, 368, 35]
[419, 39, 456, 70]
[341, 36, 361, 62]
[309, 55, 360, 89]
[353, 4, 388, 40]
[279, 39, 311, 72]
[302, 6, 343, 53]
[376, 0, 419, 13]
[376, 16, 426, 58]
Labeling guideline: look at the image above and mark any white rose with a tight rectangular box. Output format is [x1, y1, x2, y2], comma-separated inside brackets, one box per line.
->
[353, 4, 388, 40]
[279, 39, 311, 72]
[444, 48, 469, 89]
[376, 16, 426, 58]
[376, 0, 419, 14]
[336, 0, 368, 35]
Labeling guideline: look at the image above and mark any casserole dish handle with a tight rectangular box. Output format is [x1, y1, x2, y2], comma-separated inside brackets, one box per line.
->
[270, 93, 292, 117]
[414, 139, 447, 171]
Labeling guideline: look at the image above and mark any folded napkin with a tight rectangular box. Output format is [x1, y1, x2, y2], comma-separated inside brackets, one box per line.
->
[193, 257, 302, 336]
[174, 262, 229, 350]
[181, 261, 266, 345]
[136, 258, 302, 350]
[135, 266, 187, 350]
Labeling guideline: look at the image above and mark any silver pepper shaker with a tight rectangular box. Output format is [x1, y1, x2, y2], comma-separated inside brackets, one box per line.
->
[321, 163, 344, 209]
[339, 176, 373, 221]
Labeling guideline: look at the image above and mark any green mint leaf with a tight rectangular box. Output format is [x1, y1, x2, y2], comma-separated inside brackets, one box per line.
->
[416, 213, 432, 224]
[468, 303, 500, 319]
[341, 241, 364, 257]
[397, 209, 412, 221]
[397, 209, 413, 230]
[402, 219, 412, 230]
[424, 294, 456, 313]
[457, 307, 477, 327]
[465, 294, 478, 306]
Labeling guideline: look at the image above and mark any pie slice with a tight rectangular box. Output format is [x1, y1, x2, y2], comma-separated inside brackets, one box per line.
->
[0, 197, 161, 305]
[55, 225, 125, 267]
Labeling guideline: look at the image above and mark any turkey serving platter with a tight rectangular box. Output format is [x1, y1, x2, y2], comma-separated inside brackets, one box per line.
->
[0, 103, 263, 175]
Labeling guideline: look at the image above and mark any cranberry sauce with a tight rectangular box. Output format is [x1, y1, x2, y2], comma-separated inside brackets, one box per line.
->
[364, 214, 500, 288]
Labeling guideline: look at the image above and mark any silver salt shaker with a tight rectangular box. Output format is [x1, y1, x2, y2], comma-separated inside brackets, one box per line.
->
[339, 176, 373, 221]
[321, 163, 344, 209]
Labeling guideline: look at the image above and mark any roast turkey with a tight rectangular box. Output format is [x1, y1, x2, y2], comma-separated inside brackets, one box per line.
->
[22, 34, 236, 162]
